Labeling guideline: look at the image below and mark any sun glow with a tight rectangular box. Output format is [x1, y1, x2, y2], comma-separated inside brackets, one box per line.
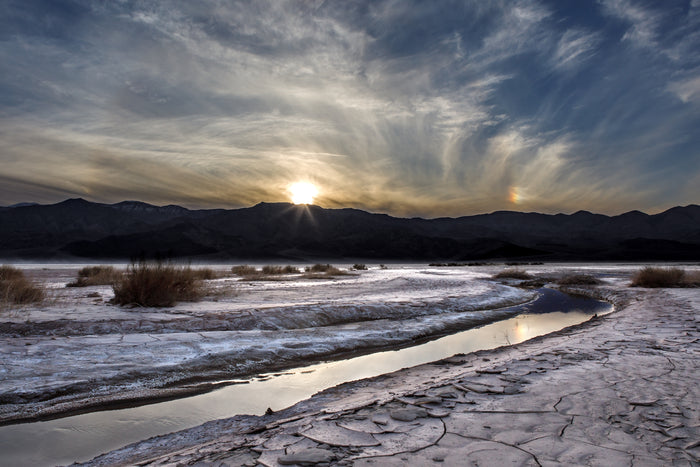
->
[509, 186, 521, 204]
[289, 182, 318, 205]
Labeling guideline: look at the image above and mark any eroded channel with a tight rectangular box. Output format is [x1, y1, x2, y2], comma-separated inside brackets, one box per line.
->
[0, 288, 611, 467]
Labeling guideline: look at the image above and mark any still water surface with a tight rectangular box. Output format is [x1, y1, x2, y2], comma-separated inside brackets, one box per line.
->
[0, 288, 610, 466]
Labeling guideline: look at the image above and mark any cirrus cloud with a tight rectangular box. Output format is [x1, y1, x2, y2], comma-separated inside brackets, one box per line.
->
[0, 0, 698, 216]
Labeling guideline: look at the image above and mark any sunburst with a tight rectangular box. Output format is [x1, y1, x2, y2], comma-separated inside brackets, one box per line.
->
[289, 182, 318, 205]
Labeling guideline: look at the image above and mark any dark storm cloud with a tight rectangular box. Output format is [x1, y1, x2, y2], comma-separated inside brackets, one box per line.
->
[0, 0, 698, 216]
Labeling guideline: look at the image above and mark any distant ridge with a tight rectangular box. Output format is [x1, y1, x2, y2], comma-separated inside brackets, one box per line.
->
[6, 202, 39, 208]
[0, 200, 698, 260]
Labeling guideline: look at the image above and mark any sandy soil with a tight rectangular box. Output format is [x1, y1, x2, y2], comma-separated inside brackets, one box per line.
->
[79, 283, 699, 466]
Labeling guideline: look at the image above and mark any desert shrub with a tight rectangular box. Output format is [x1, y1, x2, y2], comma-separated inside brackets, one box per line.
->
[517, 280, 546, 289]
[67, 265, 122, 287]
[112, 262, 205, 307]
[191, 268, 218, 280]
[630, 267, 687, 288]
[231, 265, 258, 276]
[261, 265, 300, 275]
[0, 265, 24, 281]
[352, 263, 368, 270]
[302, 263, 348, 278]
[684, 270, 700, 287]
[557, 274, 602, 286]
[493, 268, 532, 280]
[261, 265, 282, 275]
[0, 265, 44, 305]
[306, 264, 335, 273]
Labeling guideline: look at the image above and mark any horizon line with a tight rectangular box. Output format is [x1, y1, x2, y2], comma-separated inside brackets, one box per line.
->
[3, 197, 698, 220]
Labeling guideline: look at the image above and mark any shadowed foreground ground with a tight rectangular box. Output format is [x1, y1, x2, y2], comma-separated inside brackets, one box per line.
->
[80, 286, 699, 466]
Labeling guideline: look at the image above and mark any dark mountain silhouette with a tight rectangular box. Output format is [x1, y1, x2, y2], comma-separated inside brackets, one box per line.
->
[1, 199, 699, 261]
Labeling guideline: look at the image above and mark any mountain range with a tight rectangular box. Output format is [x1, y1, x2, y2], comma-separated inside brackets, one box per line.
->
[1, 199, 699, 261]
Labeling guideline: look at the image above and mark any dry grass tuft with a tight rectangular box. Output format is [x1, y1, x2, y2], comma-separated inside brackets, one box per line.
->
[231, 265, 258, 276]
[190, 268, 219, 280]
[262, 265, 301, 275]
[306, 264, 338, 273]
[234, 264, 301, 281]
[302, 264, 349, 279]
[630, 266, 698, 288]
[557, 274, 603, 286]
[0, 265, 44, 306]
[234, 263, 350, 281]
[112, 262, 206, 307]
[493, 268, 532, 280]
[0, 265, 24, 281]
[684, 270, 700, 287]
[67, 265, 122, 287]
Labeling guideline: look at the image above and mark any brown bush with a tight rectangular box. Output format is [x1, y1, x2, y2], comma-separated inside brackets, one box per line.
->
[493, 268, 532, 280]
[0, 265, 44, 305]
[0, 265, 24, 281]
[262, 265, 300, 275]
[111, 262, 205, 307]
[630, 267, 690, 288]
[684, 270, 700, 287]
[231, 265, 258, 276]
[305, 264, 338, 273]
[191, 268, 218, 280]
[302, 264, 349, 279]
[557, 274, 602, 286]
[67, 265, 122, 287]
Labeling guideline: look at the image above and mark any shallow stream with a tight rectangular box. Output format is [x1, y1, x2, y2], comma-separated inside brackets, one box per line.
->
[0, 288, 611, 466]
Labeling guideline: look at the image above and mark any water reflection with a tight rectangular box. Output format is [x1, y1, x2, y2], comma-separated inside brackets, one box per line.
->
[0, 289, 610, 467]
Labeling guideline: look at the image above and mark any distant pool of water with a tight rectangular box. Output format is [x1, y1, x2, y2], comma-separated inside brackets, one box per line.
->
[0, 288, 611, 467]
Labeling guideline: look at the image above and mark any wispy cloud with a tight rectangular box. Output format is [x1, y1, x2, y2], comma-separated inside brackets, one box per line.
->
[0, 0, 698, 216]
[550, 29, 600, 70]
[669, 75, 700, 103]
[601, 0, 662, 47]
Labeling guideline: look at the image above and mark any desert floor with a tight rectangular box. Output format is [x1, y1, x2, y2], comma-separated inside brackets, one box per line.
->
[76, 267, 699, 466]
[1, 264, 698, 466]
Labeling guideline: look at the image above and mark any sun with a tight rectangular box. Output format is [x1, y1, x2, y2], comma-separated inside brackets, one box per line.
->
[289, 182, 318, 205]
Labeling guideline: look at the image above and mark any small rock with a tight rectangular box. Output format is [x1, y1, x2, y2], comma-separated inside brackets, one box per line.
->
[278, 448, 336, 465]
[390, 407, 428, 422]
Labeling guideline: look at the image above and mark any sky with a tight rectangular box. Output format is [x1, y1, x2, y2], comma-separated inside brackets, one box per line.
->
[1, 0, 699, 217]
